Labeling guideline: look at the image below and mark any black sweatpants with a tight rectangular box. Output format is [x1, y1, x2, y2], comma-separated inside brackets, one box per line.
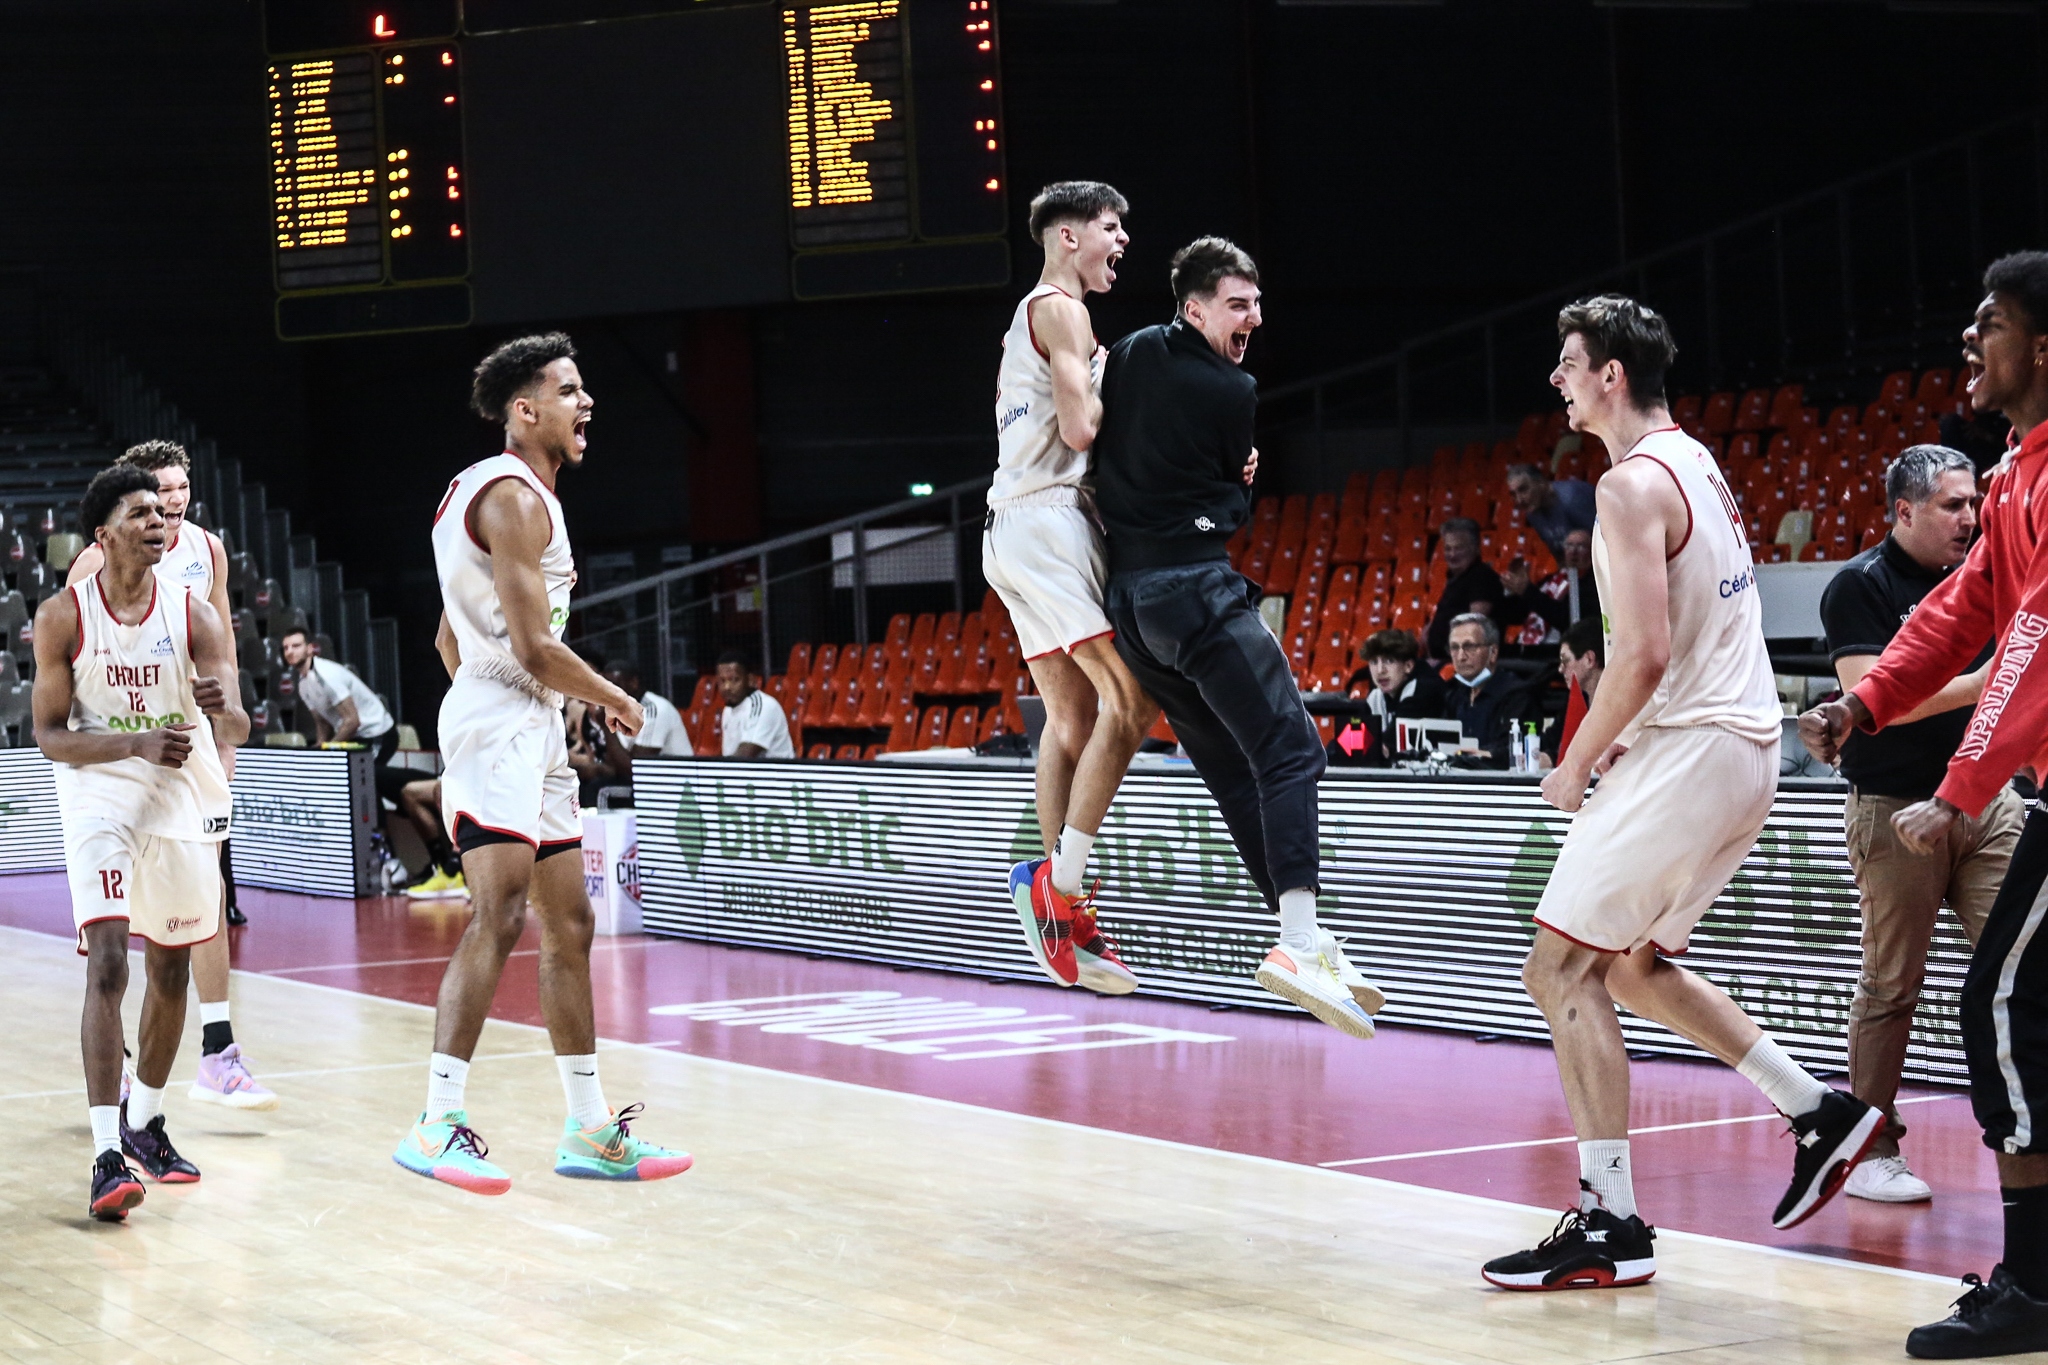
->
[1105, 559, 1325, 909]
[1963, 798, 2048, 1156]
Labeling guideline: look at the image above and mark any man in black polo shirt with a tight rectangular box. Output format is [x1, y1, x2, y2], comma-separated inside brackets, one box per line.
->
[1093, 236, 1384, 1040]
[1424, 518, 1502, 663]
[1818, 443, 2019, 1204]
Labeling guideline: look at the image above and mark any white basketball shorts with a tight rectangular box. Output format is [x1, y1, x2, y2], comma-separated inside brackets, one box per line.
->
[438, 673, 581, 850]
[981, 495, 1112, 661]
[65, 818, 222, 955]
[1533, 724, 1778, 955]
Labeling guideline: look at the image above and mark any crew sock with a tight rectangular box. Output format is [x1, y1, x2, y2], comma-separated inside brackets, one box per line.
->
[2004, 1184, 2048, 1298]
[426, 1052, 469, 1120]
[127, 1079, 164, 1129]
[199, 1001, 233, 1056]
[90, 1105, 121, 1158]
[1736, 1036, 1829, 1118]
[1578, 1139, 1637, 1219]
[557, 1054, 610, 1132]
[1278, 888, 1319, 955]
[1050, 826, 1094, 897]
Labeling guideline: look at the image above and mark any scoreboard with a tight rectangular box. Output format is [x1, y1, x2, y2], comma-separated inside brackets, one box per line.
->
[263, 1, 1008, 338]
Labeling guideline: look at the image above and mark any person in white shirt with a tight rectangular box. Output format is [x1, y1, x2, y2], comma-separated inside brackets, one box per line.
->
[715, 651, 794, 759]
[283, 629, 394, 746]
[605, 662, 691, 757]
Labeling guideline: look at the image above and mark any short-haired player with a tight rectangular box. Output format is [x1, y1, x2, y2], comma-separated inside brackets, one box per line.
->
[395, 333, 691, 1194]
[990, 181, 1159, 995]
[67, 441, 276, 1112]
[36, 464, 249, 1219]
[1481, 296, 1880, 1291]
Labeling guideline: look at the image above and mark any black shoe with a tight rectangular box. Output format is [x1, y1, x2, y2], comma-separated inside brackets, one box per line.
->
[89, 1149, 146, 1221]
[1482, 1198, 1656, 1291]
[1773, 1089, 1883, 1229]
[119, 1103, 201, 1183]
[225, 903, 246, 926]
[1908, 1265, 2048, 1358]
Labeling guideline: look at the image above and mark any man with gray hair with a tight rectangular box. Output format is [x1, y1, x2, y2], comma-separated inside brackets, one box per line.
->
[1441, 612, 1528, 768]
[1811, 443, 2017, 1204]
[1425, 516, 1503, 662]
[1506, 461, 1598, 560]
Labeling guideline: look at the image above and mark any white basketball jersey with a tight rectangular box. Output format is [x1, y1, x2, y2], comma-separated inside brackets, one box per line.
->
[155, 524, 215, 600]
[1592, 427, 1782, 746]
[430, 452, 576, 706]
[54, 574, 232, 840]
[990, 283, 1094, 504]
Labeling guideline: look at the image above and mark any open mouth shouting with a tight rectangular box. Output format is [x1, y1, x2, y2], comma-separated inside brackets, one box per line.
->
[1104, 248, 1121, 285]
[1964, 354, 1986, 398]
[1226, 327, 1252, 364]
[572, 414, 591, 452]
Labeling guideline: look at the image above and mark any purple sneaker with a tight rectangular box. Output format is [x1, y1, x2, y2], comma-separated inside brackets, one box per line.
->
[188, 1044, 279, 1112]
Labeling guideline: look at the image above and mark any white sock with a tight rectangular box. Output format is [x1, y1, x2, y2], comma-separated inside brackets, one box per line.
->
[127, 1079, 164, 1129]
[1578, 1139, 1637, 1219]
[426, 1052, 469, 1120]
[199, 1000, 231, 1027]
[1050, 825, 1095, 897]
[1278, 887, 1319, 954]
[557, 1054, 610, 1131]
[90, 1105, 121, 1157]
[1737, 1036, 1829, 1118]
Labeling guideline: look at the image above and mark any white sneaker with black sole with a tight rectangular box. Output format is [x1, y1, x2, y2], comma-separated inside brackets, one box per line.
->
[1847, 1153, 1933, 1204]
[1482, 1196, 1657, 1291]
[1772, 1089, 1884, 1229]
[1254, 939, 1376, 1039]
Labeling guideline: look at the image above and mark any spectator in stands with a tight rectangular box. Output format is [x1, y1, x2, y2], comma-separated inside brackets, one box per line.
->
[1441, 613, 1529, 767]
[716, 649, 795, 759]
[1506, 462, 1598, 560]
[1425, 517, 1502, 662]
[604, 662, 691, 757]
[1539, 616, 1605, 768]
[1498, 525, 1600, 655]
[1814, 442, 2012, 1205]
[1331, 628, 1446, 767]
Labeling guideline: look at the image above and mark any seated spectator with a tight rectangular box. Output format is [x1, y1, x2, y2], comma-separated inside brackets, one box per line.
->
[717, 649, 795, 758]
[399, 778, 466, 900]
[1441, 613, 1531, 768]
[1539, 616, 1605, 768]
[1498, 525, 1600, 654]
[282, 628, 411, 805]
[604, 661, 691, 757]
[1331, 629, 1448, 767]
[1425, 517, 1503, 662]
[1506, 461, 1598, 559]
[565, 696, 630, 807]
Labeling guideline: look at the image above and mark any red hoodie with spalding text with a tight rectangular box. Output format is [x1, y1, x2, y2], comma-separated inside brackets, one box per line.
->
[1851, 421, 2048, 818]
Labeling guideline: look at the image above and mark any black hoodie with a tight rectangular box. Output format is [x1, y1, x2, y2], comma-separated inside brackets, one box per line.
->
[1092, 318, 1257, 573]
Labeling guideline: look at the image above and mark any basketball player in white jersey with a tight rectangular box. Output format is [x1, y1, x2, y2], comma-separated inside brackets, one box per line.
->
[68, 442, 277, 1112]
[395, 333, 690, 1195]
[1481, 297, 1882, 1291]
[33, 464, 247, 1220]
[990, 181, 1159, 995]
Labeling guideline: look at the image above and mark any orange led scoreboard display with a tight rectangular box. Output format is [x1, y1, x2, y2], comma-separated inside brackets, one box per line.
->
[782, 0, 1008, 298]
[265, 2, 471, 339]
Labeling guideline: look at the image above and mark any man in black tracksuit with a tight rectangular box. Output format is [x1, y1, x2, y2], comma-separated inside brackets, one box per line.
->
[1091, 237, 1384, 1039]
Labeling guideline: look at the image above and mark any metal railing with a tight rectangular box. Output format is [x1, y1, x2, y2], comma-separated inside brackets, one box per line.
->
[1261, 105, 2048, 468]
[570, 476, 991, 700]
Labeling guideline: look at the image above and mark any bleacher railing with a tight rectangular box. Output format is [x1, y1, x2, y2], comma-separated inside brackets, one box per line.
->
[570, 476, 990, 700]
[1261, 104, 2048, 468]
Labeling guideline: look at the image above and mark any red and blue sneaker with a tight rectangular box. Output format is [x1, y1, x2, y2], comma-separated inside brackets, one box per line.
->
[1008, 858, 1078, 986]
[1071, 892, 1138, 995]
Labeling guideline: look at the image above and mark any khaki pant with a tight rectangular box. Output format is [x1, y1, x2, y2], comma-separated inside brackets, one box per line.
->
[1845, 785, 2024, 1156]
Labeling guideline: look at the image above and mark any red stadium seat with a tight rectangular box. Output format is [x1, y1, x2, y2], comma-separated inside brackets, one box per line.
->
[785, 643, 811, 680]
[976, 707, 1005, 745]
[884, 695, 921, 752]
[807, 643, 838, 687]
[1878, 370, 1912, 406]
[884, 613, 912, 649]
[806, 743, 831, 760]
[908, 613, 937, 658]
[1734, 388, 1773, 432]
[834, 744, 862, 761]
[1701, 392, 1736, 435]
[1767, 384, 1806, 430]
[917, 706, 950, 749]
[944, 707, 980, 748]
[1915, 369, 1951, 408]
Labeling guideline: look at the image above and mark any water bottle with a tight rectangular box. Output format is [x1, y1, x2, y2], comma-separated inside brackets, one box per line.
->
[1523, 721, 1542, 772]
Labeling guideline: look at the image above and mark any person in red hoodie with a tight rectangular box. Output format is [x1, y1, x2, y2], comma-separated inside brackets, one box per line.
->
[1802, 252, 2048, 1360]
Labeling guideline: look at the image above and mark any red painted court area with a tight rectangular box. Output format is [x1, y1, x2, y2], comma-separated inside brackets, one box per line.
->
[0, 872, 2001, 1278]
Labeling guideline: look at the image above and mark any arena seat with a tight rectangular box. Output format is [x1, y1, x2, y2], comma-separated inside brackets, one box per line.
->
[784, 643, 811, 680]
[834, 743, 862, 761]
[826, 677, 864, 727]
[916, 705, 949, 749]
[806, 743, 831, 760]
[944, 707, 979, 748]
[861, 743, 885, 761]
[907, 613, 937, 658]
[884, 613, 912, 649]
[1914, 368, 1951, 407]
[695, 706, 722, 755]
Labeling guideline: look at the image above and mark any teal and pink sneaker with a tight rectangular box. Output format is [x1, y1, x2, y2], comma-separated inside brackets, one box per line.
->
[392, 1110, 511, 1195]
[554, 1103, 693, 1182]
